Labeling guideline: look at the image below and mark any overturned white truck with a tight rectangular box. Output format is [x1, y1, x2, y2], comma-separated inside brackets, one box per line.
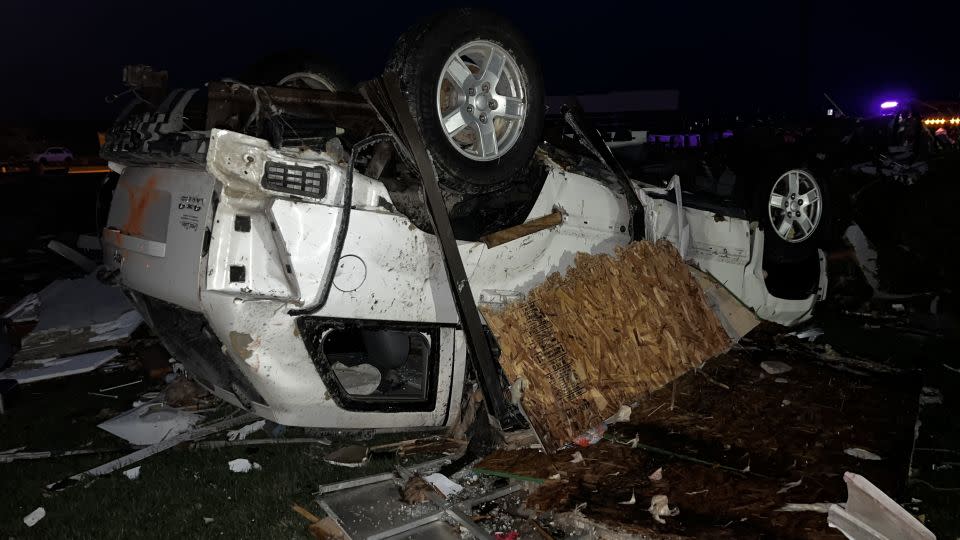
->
[100, 9, 825, 430]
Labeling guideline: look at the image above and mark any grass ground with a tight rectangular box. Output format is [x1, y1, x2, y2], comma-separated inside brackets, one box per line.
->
[0, 368, 427, 539]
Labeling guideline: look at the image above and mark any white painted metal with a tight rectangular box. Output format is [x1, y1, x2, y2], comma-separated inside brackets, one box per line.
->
[107, 128, 824, 428]
[638, 184, 819, 326]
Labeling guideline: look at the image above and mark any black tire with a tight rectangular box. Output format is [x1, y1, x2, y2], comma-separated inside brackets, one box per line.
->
[241, 50, 353, 91]
[387, 8, 545, 195]
[749, 163, 830, 264]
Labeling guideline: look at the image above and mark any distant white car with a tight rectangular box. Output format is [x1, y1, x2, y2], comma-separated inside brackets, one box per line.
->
[33, 147, 73, 164]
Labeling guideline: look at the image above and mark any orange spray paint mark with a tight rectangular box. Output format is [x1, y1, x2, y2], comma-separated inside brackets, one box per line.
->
[120, 176, 160, 237]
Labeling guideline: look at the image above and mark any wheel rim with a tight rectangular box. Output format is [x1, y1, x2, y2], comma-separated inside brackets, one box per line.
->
[435, 40, 528, 162]
[768, 169, 822, 243]
[277, 72, 338, 91]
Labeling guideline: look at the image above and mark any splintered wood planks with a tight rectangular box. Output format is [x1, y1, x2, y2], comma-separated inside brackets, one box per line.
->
[482, 240, 730, 452]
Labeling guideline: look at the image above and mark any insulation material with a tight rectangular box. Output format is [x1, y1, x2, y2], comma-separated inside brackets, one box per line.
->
[482, 240, 730, 452]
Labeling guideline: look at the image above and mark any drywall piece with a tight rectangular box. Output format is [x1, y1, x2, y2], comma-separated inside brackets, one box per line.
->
[98, 403, 203, 446]
[2, 349, 120, 384]
[688, 266, 760, 342]
[88, 311, 143, 343]
[827, 472, 934, 540]
[13, 275, 142, 361]
[482, 240, 730, 451]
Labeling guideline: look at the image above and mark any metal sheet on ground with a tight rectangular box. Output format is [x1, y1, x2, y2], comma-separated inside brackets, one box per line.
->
[382, 519, 458, 540]
[319, 479, 445, 539]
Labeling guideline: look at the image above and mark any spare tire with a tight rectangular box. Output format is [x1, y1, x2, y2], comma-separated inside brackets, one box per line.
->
[388, 9, 545, 194]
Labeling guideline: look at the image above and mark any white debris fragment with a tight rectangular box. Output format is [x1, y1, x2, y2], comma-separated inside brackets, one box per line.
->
[777, 502, 831, 513]
[612, 405, 632, 423]
[790, 328, 824, 342]
[228, 458, 262, 473]
[23, 507, 46, 527]
[424, 473, 463, 498]
[892, 303, 905, 312]
[781, 399, 791, 407]
[774, 377, 789, 384]
[570, 451, 584, 464]
[98, 403, 203, 446]
[548, 473, 561, 480]
[123, 466, 141, 480]
[619, 491, 636, 505]
[648, 467, 663, 481]
[648, 495, 679, 524]
[226, 420, 266, 441]
[626, 435, 639, 448]
[761, 361, 792, 375]
[845, 448, 882, 461]
[203, 517, 214, 524]
[777, 478, 803, 494]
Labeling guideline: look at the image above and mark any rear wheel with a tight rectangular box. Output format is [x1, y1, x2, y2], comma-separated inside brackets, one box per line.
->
[752, 166, 829, 263]
[388, 9, 545, 194]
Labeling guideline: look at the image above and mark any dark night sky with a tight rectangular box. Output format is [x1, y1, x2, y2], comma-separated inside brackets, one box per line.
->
[0, 0, 957, 124]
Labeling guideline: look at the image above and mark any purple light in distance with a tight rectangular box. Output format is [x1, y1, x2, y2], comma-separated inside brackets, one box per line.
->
[880, 100, 899, 110]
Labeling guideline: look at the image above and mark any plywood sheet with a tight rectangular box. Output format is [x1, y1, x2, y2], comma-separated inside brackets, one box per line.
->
[482, 240, 730, 452]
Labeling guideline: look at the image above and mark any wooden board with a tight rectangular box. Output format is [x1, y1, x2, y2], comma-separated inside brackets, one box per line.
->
[482, 240, 730, 452]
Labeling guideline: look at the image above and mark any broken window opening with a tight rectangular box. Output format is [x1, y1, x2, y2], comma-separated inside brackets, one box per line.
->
[297, 317, 443, 412]
[323, 328, 430, 399]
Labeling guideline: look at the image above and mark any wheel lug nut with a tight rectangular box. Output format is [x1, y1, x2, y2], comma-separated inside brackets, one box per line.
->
[795, 211, 801, 217]
[466, 104, 473, 113]
[468, 88, 476, 96]
[790, 194, 796, 199]
[479, 114, 487, 123]
[798, 199, 803, 206]
[481, 82, 490, 92]
[489, 100, 498, 110]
